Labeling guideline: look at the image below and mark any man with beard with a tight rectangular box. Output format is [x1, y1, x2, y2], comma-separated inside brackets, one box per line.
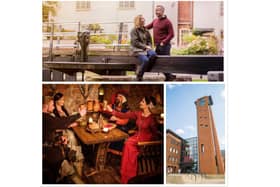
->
[146, 5, 176, 81]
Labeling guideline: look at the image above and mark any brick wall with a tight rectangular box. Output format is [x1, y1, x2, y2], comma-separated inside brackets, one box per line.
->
[178, 1, 193, 23]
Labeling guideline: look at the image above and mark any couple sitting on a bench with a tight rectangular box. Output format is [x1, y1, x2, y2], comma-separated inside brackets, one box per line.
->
[130, 5, 176, 81]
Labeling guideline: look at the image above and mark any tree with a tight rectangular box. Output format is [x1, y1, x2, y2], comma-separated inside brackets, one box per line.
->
[42, 1, 58, 22]
[88, 24, 102, 33]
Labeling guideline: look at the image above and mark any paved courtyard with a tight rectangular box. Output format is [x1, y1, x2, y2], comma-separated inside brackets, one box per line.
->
[167, 174, 225, 184]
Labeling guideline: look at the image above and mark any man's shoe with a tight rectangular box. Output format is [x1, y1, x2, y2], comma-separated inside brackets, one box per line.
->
[136, 75, 143, 81]
[165, 73, 176, 81]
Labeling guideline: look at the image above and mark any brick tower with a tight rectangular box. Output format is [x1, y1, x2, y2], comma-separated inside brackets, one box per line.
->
[195, 96, 224, 174]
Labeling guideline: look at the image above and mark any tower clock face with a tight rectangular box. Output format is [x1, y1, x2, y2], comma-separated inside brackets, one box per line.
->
[199, 98, 206, 106]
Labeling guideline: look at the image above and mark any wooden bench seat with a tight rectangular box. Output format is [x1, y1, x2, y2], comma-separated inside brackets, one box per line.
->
[42, 55, 223, 81]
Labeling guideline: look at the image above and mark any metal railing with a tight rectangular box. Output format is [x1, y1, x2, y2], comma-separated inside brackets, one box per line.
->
[43, 21, 132, 59]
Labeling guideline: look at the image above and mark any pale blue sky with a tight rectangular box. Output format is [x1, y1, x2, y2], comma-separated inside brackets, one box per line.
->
[166, 84, 225, 150]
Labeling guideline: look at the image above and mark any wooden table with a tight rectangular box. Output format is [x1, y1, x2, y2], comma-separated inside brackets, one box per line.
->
[72, 126, 128, 171]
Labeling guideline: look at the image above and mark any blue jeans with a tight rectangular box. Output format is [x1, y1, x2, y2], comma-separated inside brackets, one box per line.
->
[137, 50, 157, 78]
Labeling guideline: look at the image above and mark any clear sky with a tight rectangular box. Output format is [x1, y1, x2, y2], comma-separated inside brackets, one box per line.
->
[166, 84, 225, 150]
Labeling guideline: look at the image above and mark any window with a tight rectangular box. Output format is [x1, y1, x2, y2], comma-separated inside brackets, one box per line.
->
[199, 98, 205, 106]
[170, 147, 172, 152]
[200, 124, 208, 128]
[179, 29, 190, 46]
[215, 156, 218, 166]
[119, 1, 135, 9]
[76, 1, 91, 11]
[201, 144, 205, 153]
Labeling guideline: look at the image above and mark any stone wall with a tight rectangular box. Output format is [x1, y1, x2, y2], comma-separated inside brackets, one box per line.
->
[43, 84, 163, 114]
[103, 84, 163, 110]
[43, 84, 100, 114]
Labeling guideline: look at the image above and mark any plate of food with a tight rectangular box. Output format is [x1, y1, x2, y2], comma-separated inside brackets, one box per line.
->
[86, 122, 101, 133]
[103, 123, 116, 130]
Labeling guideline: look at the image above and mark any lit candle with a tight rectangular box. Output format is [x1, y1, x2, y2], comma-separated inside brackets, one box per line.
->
[103, 127, 109, 133]
[160, 113, 164, 119]
[89, 117, 93, 123]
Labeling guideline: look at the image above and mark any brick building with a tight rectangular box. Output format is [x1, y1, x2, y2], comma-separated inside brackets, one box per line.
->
[177, 1, 193, 46]
[195, 96, 224, 174]
[166, 129, 182, 173]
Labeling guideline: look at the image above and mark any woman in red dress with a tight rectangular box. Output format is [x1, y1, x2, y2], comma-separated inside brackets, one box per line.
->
[106, 96, 160, 183]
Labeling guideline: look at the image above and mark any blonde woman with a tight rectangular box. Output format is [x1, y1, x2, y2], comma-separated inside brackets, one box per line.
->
[130, 15, 157, 81]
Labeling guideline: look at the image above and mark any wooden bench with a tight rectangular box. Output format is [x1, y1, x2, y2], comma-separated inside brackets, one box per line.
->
[43, 55, 223, 81]
[137, 140, 163, 176]
[125, 140, 163, 184]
